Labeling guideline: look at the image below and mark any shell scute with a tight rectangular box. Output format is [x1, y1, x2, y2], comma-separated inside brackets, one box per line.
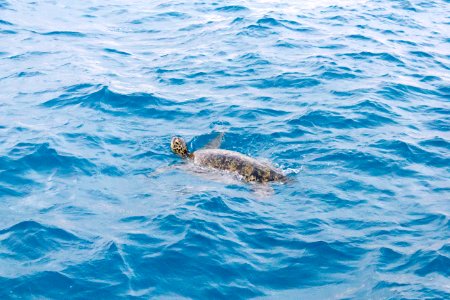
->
[193, 149, 285, 183]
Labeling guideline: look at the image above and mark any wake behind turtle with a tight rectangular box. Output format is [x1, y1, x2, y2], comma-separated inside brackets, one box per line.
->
[170, 134, 287, 184]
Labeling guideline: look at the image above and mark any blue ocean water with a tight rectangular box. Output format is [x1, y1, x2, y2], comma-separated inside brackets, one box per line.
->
[1, 0, 449, 298]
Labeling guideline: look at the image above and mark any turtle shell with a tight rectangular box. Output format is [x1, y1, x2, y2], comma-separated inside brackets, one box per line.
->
[192, 149, 286, 183]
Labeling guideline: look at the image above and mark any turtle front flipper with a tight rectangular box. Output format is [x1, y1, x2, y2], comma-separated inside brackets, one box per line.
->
[251, 183, 274, 198]
[148, 163, 184, 178]
[201, 132, 224, 149]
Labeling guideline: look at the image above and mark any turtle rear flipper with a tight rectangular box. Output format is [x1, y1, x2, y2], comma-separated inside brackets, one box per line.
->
[202, 132, 224, 149]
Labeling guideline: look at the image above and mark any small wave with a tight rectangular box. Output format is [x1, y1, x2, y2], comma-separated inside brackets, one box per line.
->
[392, 0, 418, 12]
[41, 84, 195, 119]
[0, 1, 9, 9]
[389, 38, 417, 46]
[346, 34, 378, 42]
[338, 99, 395, 115]
[42, 31, 86, 37]
[15, 71, 44, 78]
[257, 17, 282, 27]
[224, 106, 290, 120]
[0, 29, 15, 34]
[130, 11, 189, 24]
[0, 19, 13, 25]
[419, 137, 450, 150]
[8, 51, 55, 60]
[275, 40, 298, 48]
[0, 167, 37, 197]
[425, 118, 450, 132]
[401, 213, 447, 228]
[437, 85, 450, 95]
[236, 52, 271, 66]
[288, 109, 394, 129]
[188, 194, 236, 214]
[156, 11, 190, 19]
[378, 247, 403, 267]
[0, 183, 26, 197]
[390, 248, 450, 278]
[372, 139, 449, 168]
[409, 50, 434, 58]
[250, 73, 321, 89]
[257, 17, 315, 32]
[0, 221, 89, 261]
[6, 142, 95, 175]
[179, 23, 204, 32]
[377, 82, 442, 100]
[215, 5, 249, 12]
[339, 51, 404, 64]
[103, 48, 131, 56]
[331, 88, 372, 97]
[373, 280, 449, 299]
[238, 24, 276, 37]
[321, 70, 357, 79]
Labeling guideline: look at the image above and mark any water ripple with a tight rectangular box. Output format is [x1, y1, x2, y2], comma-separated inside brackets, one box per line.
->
[0, 0, 449, 298]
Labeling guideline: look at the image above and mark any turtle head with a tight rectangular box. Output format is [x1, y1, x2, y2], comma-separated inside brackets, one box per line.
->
[171, 136, 190, 158]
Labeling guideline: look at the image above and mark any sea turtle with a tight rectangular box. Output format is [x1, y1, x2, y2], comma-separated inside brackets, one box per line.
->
[170, 133, 287, 183]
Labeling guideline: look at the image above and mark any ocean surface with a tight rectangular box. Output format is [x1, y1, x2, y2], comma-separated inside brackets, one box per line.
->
[1, 0, 449, 298]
